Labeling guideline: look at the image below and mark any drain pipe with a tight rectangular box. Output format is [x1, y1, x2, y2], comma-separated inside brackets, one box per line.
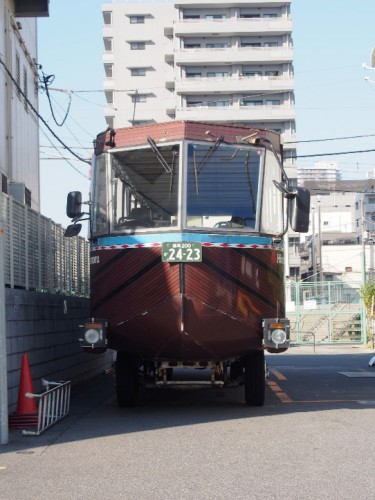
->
[0, 200, 8, 444]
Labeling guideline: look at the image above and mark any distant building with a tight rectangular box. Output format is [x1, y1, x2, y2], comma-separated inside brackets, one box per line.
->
[101, 0, 296, 175]
[296, 179, 375, 282]
[297, 161, 341, 183]
[0, 0, 48, 211]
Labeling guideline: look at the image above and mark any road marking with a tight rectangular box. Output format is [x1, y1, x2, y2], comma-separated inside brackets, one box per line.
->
[0, 466, 6, 470]
[267, 380, 293, 403]
[339, 372, 375, 378]
[269, 368, 287, 381]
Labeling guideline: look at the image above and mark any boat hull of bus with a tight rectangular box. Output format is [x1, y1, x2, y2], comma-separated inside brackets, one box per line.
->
[90, 243, 284, 361]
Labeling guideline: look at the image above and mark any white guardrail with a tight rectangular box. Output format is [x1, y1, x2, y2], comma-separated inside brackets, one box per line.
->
[22, 379, 71, 436]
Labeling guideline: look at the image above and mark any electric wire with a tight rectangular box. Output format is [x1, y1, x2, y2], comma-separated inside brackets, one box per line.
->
[0, 55, 90, 165]
[40, 71, 72, 127]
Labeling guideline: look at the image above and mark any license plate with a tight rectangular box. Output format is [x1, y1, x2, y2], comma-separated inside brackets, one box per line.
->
[162, 242, 202, 262]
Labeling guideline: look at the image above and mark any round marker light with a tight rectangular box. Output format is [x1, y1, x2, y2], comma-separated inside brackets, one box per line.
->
[85, 328, 100, 344]
[271, 329, 287, 345]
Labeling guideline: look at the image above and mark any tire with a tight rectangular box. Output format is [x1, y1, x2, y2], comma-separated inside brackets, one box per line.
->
[244, 350, 265, 406]
[116, 352, 139, 407]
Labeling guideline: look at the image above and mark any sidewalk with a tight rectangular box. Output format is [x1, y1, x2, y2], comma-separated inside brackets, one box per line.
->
[285, 343, 374, 355]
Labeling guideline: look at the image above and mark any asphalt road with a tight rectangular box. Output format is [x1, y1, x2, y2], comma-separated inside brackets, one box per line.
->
[1, 345, 375, 500]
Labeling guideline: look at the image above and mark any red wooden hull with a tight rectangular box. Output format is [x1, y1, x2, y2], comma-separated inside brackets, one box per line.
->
[90, 246, 284, 361]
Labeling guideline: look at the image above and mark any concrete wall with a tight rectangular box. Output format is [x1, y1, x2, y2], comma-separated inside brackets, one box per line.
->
[6, 288, 113, 412]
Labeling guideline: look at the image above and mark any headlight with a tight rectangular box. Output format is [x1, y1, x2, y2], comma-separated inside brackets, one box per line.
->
[84, 328, 100, 344]
[271, 329, 287, 345]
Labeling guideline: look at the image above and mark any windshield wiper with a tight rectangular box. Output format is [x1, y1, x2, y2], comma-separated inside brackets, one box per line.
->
[146, 136, 173, 174]
[197, 136, 224, 175]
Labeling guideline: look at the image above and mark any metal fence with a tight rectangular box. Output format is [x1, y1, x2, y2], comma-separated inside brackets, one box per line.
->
[22, 379, 71, 436]
[286, 281, 365, 344]
[1, 192, 90, 296]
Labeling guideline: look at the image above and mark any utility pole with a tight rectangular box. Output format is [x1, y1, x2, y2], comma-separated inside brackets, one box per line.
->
[361, 197, 366, 283]
[0, 198, 8, 445]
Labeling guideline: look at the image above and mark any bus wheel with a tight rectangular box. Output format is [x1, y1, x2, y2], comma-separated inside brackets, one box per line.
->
[244, 350, 265, 406]
[116, 352, 139, 407]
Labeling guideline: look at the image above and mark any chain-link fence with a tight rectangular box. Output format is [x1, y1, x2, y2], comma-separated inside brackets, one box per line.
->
[286, 281, 365, 344]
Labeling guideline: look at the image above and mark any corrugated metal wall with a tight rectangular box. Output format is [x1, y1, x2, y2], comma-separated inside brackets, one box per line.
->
[1, 192, 89, 295]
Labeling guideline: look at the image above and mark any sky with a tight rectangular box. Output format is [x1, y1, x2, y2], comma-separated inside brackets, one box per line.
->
[37, 0, 375, 226]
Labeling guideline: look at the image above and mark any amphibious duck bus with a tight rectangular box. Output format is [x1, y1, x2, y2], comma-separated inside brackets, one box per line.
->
[65, 121, 309, 407]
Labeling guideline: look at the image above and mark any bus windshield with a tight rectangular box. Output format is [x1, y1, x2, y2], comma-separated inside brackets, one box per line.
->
[186, 142, 262, 229]
[90, 139, 276, 237]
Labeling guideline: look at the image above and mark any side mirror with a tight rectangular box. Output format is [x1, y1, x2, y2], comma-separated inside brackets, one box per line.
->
[288, 187, 310, 233]
[64, 224, 82, 237]
[66, 191, 83, 219]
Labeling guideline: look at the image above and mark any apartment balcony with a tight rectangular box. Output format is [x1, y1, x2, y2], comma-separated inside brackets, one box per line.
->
[175, 75, 294, 94]
[175, 0, 291, 7]
[175, 104, 295, 122]
[289, 253, 301, 267]
[103, 78, 114, 90]
[173, 18, 292, 37]
[103, 52, 114, 63]
[173, 46, 293, 66]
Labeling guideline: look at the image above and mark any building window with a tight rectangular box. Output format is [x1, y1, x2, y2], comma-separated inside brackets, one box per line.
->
[206, 43, 228, 48]
[187, 101, 202, 107]
[242, 100, 262, 106]
[289, 237, 300, 254]
[183, 14, 200, 19]
[265, 99, 280, 105]
[264, 42, 279, 47]
[133, 120, 155, 125]
[241, 42, 261, 47]
[263, 13, 278, 18]
[2, 174, 7, 194]
[184, 43, 201, 49]
[243, 71, 262, 77]
[130, 41, 146, 50]
[205, 14, 226, 20]
[131, 94, 147, 103]
[130, 16, 145, 24]
[368, 196, 375, 204]
[103, 11, 112, 25]
[265, 70, 279, 76]
[186, 72, 202, 78]
[240, 13, 261, 18]
[104, 63, 113, 78]
[131, 68, 147, 76]
[103, 37, 113, 52]
[207, 100, 229, 107]
[207, 71, 229, 77]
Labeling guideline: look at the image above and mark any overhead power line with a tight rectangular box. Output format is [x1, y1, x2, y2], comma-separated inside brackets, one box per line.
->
[294, 148, 375, 159]
[0, 55, 90, 165]
[285, 133, 375, 144]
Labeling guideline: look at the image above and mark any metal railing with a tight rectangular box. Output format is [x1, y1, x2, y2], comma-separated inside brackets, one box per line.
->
[1, 192, 90, 296]
[22, 379, 71, 436]
[286, 281, 365, 344]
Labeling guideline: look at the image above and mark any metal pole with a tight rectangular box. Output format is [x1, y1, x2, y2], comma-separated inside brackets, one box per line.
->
[0, 196, 9, 444]
[361, 197, 366, 283]
[317, 201, 323, 282]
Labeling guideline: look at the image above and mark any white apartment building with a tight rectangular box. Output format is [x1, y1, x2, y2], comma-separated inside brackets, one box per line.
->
[0, 0, 48, 211]
[102, 0, 296, 174]
[297, 162, 341, 183]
